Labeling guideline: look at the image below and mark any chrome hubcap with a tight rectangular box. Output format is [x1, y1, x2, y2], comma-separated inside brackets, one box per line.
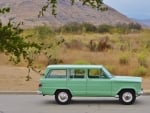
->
[122, 92, 133, 103]
[58, 92, 68, 102]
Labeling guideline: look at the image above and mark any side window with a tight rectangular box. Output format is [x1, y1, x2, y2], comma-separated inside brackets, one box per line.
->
[70, 69, 85, 79]
[88, 68, 106, 78]
[47, 69, 67, 78]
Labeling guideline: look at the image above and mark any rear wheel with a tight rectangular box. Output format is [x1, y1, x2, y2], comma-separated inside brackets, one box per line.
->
[55, 90, 71, 105]
[119, 90, 136, 105]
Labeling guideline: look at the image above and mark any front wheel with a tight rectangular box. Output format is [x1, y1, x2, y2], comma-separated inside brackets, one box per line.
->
[119, 90, 136, 105]
[55, 90, 71, 105]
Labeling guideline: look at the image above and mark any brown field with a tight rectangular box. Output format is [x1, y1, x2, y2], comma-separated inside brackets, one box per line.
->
[0, 65, 149, 91]
[0, 30, 150, 91]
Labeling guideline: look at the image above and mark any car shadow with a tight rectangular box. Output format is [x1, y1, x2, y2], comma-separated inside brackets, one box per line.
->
[41, 98, 120, 105]
[42, 100, 142, 106]
[71, 99, 120, 105]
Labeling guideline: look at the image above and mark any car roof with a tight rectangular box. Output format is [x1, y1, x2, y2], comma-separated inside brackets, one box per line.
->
[47, 64, 103, 69]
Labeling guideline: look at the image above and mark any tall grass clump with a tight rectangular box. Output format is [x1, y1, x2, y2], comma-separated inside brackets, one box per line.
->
[73, 60, 91, 65]
[119, 52, 130, 65]
[58, 22, 142, 34]
[59, 22, 81, 33]
[136, 66, 148, 76]
[33, 26, 55, 39]
[115, 23, 142, 34]
[97, 24, 114, 33]
[81, 23, 97, 32]
[137, 51, 148, 67]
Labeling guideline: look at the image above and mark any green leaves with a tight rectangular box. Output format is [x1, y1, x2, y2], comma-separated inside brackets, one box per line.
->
[0, 8, 41, 65]
[38, 0, 57, 17]
[38, 0, 107, 17]
[0, 7, 10, 14]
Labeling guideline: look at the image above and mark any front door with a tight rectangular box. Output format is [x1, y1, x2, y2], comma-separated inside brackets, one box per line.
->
[86, 68, 112, 96]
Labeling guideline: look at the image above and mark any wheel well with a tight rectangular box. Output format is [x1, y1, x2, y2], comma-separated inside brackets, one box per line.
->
[54, 89, 72, 97]
[117, 89, 135, 95]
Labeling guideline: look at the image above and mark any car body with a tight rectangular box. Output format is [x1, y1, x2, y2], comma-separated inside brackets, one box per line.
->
[38, 65, 143, 105]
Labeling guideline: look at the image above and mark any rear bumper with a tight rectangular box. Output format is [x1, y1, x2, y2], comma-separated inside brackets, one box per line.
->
[37, 90, 43, 95]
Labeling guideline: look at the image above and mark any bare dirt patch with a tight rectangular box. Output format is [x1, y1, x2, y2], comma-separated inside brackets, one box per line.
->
[0, 65, 149, 91]
[0, 66, 40, 91]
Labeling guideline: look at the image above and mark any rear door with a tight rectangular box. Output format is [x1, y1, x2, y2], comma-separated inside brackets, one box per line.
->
[67, 68, 86, 96]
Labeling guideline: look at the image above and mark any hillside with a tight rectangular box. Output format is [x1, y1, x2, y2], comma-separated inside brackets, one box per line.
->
[135, 19, 150, 27]
[0, 0, 134, 28]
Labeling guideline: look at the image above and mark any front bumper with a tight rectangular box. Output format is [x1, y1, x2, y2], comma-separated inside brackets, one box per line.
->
[137, 88, 144, 96]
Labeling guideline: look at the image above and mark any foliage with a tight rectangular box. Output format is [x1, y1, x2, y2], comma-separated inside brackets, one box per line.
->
[59, 22, 98, 33]
[0, 8, 42, 80]
[136, 66, 147, 76]
[0, 7, 10, 14]
[119, 52, 130, 65]
[128, 23, 142, 31]
[97, 24, 113, 33]
[38, 0, 106, 16]
[115, 23, 142, 34]
[137, 51, 148, 67]
[34, 26, 55, 39]
[81, 23, 97, 32]
[57, 22, 142, 34]
[59, 22, 81, 33]
[0, 8, 40, 64]
[73, 60, 91, 65]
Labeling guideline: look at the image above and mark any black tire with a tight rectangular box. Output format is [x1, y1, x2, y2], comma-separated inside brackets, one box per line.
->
[119, 90, 136, 105]
[55, 90, 71, 105]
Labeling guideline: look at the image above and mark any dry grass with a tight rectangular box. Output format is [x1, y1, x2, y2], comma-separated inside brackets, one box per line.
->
[0, 29, 150, 91]
[57, 49, 144, 76]
[56, 31, 150, 77]
[1, 30, 150, 77]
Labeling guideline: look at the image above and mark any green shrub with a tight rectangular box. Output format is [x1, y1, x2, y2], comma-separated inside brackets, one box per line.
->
[137, 51, 148, 67]
[128, 22, 142, 31]
[119, 52, 130, 65]
[34, 26, 54, 39]
[97, 24, 113, 33]
[59, 22, 81, 33]
[81, 23, 97, 32]
[136, 66, 147, 76]
[115, 23, 142, 34]
[144, 40, 150, 51]
[73, 60, 91, 65]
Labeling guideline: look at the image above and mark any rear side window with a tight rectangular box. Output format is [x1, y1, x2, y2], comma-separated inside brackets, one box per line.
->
[46, 69, 67, 78]
[70, 69, 85, 79]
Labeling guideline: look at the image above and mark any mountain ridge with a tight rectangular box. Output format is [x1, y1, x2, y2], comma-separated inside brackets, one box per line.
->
[133, 19, 150, 27]
[0, 0, 135, 28]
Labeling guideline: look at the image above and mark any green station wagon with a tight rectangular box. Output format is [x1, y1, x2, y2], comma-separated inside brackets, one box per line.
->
[38, 65, 143, 105]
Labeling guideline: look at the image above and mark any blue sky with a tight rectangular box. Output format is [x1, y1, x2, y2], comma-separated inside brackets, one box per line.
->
[104, 0, 150, 19]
